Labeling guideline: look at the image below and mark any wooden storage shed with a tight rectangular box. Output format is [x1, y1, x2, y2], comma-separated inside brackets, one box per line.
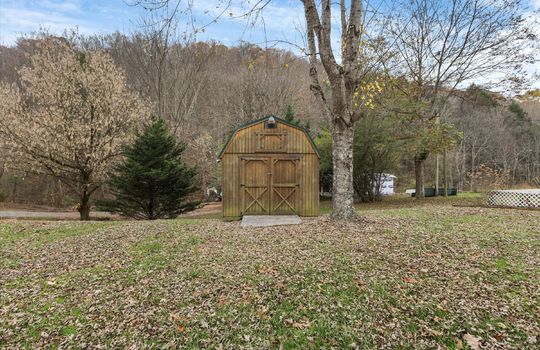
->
[219, 115, 319, 218]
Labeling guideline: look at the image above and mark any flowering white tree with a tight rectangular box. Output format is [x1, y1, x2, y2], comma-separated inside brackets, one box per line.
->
[0, 36, 148, 220]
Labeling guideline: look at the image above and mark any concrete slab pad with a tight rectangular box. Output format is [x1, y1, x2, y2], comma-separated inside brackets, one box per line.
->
[241, 215, 302, 227]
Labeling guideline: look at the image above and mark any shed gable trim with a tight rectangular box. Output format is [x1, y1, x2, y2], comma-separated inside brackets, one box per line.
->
[218, 115, 320, 159]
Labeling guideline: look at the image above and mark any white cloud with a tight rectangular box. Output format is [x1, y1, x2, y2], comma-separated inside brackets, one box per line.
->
[0, 5, 98, 45]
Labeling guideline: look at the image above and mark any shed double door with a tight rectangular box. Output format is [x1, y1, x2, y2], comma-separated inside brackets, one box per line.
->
[240, 156, 301, 215]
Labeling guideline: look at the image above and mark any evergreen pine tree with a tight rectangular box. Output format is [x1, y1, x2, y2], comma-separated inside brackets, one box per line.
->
[103, 117, 198, 219]
[283, 104, 311, 133]
[284, 104, 298, 125]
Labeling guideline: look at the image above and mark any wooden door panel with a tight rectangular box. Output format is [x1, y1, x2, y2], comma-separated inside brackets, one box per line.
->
[241, 158, 269, 214]
[271, 158, 300, 214]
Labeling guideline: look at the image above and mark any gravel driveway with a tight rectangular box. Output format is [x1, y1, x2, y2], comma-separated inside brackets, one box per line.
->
[0, 202, 222, 220]
[0, 210, 116, 220]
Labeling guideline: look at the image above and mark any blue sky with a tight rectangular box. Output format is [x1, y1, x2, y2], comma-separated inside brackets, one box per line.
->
[0, 0, 307, 48]
[0, 0, 140, 44]
[0, 0, 539, 89]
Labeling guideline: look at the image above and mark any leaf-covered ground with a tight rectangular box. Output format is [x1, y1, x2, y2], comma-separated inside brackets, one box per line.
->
[1, 199, 538, 349]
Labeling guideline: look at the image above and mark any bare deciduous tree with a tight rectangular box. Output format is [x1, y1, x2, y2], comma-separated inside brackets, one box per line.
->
[302, 0, 392, 219]
[387, 0, 539, 198]
[0, 36, 148, 220]
[184, 132, 218, 197]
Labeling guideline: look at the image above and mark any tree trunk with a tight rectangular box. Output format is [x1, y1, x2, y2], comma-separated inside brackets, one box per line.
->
[78, 172, 92, 221]
[79, 194, 90, 221]
[11, 182, 17, 203]
[148, 194, 155, 220]
[470, 148, 475, 192]
[443, 150, 448, 196]
[414, 153, 428, 199]
[331, 123, 356, 219]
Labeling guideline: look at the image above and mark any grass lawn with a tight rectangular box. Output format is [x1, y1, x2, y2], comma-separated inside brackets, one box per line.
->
[0, 195, 538, 349]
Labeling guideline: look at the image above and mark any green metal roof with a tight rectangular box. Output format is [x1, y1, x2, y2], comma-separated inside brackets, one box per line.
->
[217, 115, 320, 159]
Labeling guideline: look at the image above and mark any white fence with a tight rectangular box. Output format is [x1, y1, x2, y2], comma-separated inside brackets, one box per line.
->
[486, 189, 540, 209]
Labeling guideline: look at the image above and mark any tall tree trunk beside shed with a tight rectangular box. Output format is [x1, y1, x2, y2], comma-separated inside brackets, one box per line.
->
[332, 122, 356, 219]
[302, 0, 378, 220]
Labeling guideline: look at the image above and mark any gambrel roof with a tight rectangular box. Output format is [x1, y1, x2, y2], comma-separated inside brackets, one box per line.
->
[218, 115, 320, 159]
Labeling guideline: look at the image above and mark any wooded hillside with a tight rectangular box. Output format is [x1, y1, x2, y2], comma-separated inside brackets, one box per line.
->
[0, 32, 539, 207]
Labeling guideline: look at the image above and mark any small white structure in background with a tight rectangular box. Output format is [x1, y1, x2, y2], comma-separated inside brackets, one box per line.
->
[377, 173, 397, 196]
[206, 186, 221, 201]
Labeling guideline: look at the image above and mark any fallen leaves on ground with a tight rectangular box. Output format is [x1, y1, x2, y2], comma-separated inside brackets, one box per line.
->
[0, 206, 538, 349]
[463, 333, 481, 349]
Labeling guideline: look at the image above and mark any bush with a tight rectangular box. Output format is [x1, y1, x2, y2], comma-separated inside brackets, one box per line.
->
[467, 164, 509, 192]
[353, 113, 401, 202]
